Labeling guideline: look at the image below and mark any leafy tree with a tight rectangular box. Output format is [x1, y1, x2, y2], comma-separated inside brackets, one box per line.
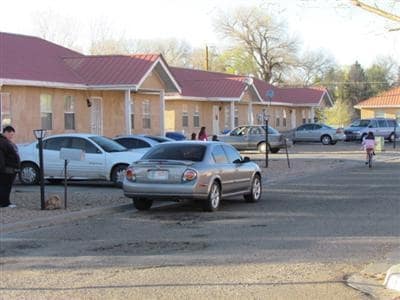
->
[212, 47, 259, 75]
[344, 61, 370, 107]
[365, 64, 390, 96]
[324, 98, 352, 128]
[214, 6, 298, 83]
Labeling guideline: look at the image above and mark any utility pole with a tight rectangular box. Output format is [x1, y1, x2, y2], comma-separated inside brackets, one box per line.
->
[205, 45, 209, 71]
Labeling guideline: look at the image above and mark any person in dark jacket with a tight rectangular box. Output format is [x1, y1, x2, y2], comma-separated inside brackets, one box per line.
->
[0, 126, 20, 208]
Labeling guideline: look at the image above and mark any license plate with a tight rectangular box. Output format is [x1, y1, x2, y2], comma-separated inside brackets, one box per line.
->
[147, 170, 168, 180]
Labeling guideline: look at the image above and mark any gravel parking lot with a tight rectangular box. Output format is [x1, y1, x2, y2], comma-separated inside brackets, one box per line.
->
[1, 141, 399, 226]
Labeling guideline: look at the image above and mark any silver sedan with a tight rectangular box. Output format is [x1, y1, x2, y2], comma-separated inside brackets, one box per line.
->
[123, 141, 262, 212]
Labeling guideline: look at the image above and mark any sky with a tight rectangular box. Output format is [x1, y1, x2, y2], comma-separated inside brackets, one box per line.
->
[1, 0, 399, 67]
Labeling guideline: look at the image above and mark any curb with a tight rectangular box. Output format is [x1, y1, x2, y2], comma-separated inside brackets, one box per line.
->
[384, 264, 400, 292]
[1, 201, 181, 235]
[0, 203, 132, 234]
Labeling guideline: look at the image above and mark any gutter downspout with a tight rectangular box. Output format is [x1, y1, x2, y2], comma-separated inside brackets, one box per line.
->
[159, 89, 165, 136]
[124, 89, 132, 135]
[230, 101, 235, 129]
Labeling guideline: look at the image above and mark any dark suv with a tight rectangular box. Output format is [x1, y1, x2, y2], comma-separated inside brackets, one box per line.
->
[344, 118, 399, 142]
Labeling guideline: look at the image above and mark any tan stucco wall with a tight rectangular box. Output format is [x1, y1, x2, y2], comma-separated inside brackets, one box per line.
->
[360, 108, 400, 119]
[140, 70, 166, 90]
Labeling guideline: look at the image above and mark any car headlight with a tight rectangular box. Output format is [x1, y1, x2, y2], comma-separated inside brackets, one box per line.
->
[125, 167, 136, 181]
[182, 169, 197, 182]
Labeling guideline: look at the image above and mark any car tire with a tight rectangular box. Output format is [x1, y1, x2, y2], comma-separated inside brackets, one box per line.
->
[321, 135, 332, 145]
[133, 198, 153, 210]
[111, 164, 128, 187]
[270, 148, 280, 154]
[203, 181, 221, 212]
[257, 142, 268, 153]
[19, 162, 40, 185]
[388, 133, 395, 143]
[244, 174, 262, 203]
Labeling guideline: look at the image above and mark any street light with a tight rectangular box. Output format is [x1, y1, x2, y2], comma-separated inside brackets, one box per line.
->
[33, 129, 46, 210]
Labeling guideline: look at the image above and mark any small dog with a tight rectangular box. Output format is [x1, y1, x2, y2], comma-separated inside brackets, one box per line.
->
[45, 195, 62, 210]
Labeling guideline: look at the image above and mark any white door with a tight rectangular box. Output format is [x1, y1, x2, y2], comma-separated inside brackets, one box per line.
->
[291, 110, 296, 129]
[90, 98, 103, 135]
[213, 105, 220, 134]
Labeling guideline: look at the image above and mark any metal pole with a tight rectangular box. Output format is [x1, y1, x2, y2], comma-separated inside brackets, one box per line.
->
[285, 139, 291, 168]
[38, 137, 45, 210]
[64, 160, 68, 209]
[265, 118, 269, 168]
[394, 123, 397, 149]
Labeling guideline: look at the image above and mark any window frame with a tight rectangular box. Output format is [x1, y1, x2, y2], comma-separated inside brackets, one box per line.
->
[40, 94, 53, 130]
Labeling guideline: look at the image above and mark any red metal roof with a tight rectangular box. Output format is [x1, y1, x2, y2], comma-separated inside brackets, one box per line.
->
[356, 87, 400, 107]
[63, 54, 160, 86]
[0, 32, 85, 84]
[273, 87, 327, 105]
[171, 67, 248, 98]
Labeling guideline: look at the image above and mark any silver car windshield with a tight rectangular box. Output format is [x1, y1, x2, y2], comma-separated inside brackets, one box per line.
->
[143, 144, 206, 162]
[89, 136, 127, 153]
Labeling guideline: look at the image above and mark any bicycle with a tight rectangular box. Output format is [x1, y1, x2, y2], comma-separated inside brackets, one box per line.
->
[366, 148, 374, 168]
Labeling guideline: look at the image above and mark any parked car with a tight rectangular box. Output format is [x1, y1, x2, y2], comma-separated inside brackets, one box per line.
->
[344, 118, 399, 142]
[291, 123, 346, 145]
[141, 135, 174, 143]
[123, 141, 262, 212]
[18, 133, 147, 186]
[217, 125, 285, 153]
[113, 135, 162, 150]
[165, 131, 186, 140]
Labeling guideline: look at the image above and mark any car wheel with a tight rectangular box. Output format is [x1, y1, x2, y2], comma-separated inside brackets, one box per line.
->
[19, 162, 40, 185]
[270, 148, 280, 154]
[257, 142, 267, 153]
[321, 135, 332, 145]
[244, 174, 262, 203]
[133, 198, 153, 210]
[111, 164, 128, 187]
[203, 181, 221, 212]
[388, 133, 395, 143]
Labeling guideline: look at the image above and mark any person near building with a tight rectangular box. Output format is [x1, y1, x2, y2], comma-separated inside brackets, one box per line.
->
[0, 126, 20, 208]
[198, 126, 208, 141]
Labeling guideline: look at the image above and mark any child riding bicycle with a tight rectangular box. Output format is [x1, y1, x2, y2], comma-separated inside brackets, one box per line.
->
[361, 131, 376, 165]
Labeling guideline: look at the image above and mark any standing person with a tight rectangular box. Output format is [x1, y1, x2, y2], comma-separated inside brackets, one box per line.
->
[0, 126, 20, 208]
[191, 132, 197, 140]
[361, 131, 376, 165]
[198, 126, 208, 141]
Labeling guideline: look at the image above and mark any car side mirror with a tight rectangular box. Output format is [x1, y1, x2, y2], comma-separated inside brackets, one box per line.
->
[242, 156, 250, 163]
[368, 125, 373, 128]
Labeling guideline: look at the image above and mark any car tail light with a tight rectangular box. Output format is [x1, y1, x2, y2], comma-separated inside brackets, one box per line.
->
[125, 167, 136, 181]
[336, 128, 343, 134]
[182, 169, 197, 182]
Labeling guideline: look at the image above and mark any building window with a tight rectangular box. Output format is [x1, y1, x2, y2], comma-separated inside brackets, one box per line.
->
[302, 110, 306, 124]
[40, 94, 53, 130]
[182, 104, 189, 127]
[64, 96, 75, 130]
[142, 100, 151, 129]
[0, 93, 12, 131]
[193, 105, 200, 128]
[130, 99, 135, 130]
[234, 107, 239, 127]
[275, 110, 280, 127]
[375, 110, 385, 118]
[283, 109, 287, 127]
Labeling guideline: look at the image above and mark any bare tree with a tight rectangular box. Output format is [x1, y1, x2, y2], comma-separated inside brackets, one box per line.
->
[214, 6, 299, 83]
[89, 18, 129, 55]
[285, 50, 336, 86]
[125, 38, 192, 66]
[31, 9, 81, 50]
